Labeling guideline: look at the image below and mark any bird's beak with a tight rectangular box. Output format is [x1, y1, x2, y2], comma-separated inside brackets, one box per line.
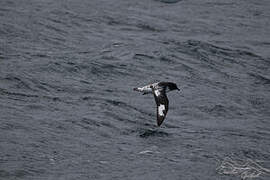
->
[177, 88, 180, 91]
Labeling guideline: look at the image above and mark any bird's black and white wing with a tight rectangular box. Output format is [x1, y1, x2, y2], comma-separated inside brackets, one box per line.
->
[133, 82, 159, 95]
[151, 87, 169, 126]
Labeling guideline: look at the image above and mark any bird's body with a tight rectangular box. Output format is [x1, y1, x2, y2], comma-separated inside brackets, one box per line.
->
[133, 82, 179, 126]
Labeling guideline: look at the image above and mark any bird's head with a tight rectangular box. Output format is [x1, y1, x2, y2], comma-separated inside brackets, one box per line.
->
[168, 83, 180, 91]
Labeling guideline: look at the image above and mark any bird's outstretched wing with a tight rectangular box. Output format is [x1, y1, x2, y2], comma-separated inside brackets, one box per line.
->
[151, 87, 169, 126]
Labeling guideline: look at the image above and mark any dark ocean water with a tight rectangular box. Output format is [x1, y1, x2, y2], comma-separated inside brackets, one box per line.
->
[0, 0, 270, 179]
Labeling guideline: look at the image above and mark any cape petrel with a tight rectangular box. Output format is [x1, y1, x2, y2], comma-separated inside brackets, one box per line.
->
[133, 82, 180, 126]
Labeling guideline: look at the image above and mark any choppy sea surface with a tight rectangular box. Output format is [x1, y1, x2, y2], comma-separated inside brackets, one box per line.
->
[0, 0, 270, 179]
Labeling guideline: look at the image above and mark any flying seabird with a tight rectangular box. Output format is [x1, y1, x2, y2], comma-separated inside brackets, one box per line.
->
[133, 82, 180, 126]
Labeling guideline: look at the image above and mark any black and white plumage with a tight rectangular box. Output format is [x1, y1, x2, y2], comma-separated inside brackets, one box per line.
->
[133, 82, 180, 126]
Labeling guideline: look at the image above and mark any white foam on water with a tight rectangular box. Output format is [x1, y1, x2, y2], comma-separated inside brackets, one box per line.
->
[217, 157, 270, 180]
